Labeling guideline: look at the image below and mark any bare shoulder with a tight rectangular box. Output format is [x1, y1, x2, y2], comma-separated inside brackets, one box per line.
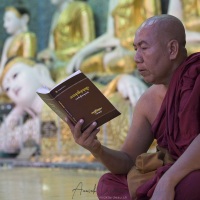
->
[136, 84, 167, 124]
[121, 85, 164, 156]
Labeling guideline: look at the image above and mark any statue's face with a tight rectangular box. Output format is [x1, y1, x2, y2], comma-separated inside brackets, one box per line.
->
[2, 63, 41, 106]
[3, 10, 22, 35]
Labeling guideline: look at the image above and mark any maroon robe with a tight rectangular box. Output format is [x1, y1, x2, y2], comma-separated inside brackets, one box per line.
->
[97, 53, 200, 200]
[136, 52, 200, 199]
[97, 173, 131, 199]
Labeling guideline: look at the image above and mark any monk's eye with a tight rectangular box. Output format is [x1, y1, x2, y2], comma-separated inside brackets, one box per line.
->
[13, 73, 18, 79]
[140, 45, 148, 50]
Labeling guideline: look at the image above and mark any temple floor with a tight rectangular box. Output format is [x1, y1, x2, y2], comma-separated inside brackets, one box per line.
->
[0, 164, 106, 200]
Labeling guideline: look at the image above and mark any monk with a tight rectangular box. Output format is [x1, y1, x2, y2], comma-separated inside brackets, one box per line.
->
[66, 14, 200, 200]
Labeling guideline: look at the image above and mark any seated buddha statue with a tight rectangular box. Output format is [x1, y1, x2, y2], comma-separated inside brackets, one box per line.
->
[67, 0, 161, 75]
[37, 0, 95, 82]
[168, 0, 200, 55]
[0, 5, 37, 76]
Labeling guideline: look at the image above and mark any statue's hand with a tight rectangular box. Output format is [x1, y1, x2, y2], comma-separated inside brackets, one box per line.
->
[67, 53, 85, 74]
[0, 123, 6, 135]
[37, 49, 56, 69]
[117, 74, 147, 107]
[2, 114, 18, 130]
[2, 107, 24, 130]
[103, 36, 121, 50]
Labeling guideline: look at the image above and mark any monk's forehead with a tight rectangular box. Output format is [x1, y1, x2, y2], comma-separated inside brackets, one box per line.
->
[137, 18, 160, 34]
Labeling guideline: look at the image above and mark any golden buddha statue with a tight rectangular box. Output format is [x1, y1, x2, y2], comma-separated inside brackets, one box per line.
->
[66, 0, 160, 152]
[168, 0, 200, 55]
[67, 0, 161, 75]
[37, 0, 95, 82]
[0, 6, 37, 76]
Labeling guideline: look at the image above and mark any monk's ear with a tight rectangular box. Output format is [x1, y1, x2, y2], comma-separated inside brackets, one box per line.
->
[167, 40, 179, 60]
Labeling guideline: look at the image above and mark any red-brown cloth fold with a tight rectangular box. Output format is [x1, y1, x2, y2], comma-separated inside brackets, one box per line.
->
[136, 52, 200, 199]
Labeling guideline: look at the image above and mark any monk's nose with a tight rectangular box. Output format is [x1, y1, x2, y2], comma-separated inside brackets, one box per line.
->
[134, 50, 143, 64]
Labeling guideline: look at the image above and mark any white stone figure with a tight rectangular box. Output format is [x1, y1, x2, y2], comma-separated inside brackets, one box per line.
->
[116, 74, 148, 107]
[0, 6, 37, 77]
[0, 57, 55, 154]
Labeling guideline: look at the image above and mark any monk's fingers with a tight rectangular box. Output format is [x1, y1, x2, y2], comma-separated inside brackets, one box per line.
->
[65, 117, 83, 140]
[81, 127, 101, 150]
[76, 122, 99, 145]
[80, 122, 98, 140]
[65, 117, 75, 132]
[84, 127, 100, 143]
[73, 119, 85, 139]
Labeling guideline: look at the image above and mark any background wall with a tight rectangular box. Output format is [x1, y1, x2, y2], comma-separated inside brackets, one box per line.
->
[0, 0, 169, 55]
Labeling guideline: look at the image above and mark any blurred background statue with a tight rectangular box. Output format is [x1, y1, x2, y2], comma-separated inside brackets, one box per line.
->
[0, 57, 54, 157]
[0, 5, 37, 76]
[0, 0, 160, 160]
[66, 0, 160, 118]
[0, 56, 147, 160]
[82, 0, 160, 153]
[168, 0, 200, 55]
[67, 0, 161, 75]
[37, 0, 95, 82]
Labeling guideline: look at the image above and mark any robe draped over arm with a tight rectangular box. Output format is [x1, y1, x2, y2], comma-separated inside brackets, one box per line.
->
[136, 52, 200, 199]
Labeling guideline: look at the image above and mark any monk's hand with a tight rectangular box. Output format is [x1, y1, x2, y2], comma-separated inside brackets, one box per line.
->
[151, 177, 175, 200]
[65, 117, 101, 154]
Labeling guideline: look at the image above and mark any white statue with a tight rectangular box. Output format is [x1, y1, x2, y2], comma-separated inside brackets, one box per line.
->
[0, 57, 54, 154]
[0, 6, 37, 77]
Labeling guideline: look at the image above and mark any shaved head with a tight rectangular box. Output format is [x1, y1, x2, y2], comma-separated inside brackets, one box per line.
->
[137, 14, 186, 48]
[133, 14, 188, 85]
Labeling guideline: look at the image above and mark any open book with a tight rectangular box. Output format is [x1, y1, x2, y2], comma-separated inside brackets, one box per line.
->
[36, 70, 121, 132]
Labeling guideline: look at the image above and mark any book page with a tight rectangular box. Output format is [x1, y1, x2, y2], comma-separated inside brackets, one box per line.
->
[37, 70, 81, 94]
[51, 70, 81, 90]
[36, 86, 50, 94]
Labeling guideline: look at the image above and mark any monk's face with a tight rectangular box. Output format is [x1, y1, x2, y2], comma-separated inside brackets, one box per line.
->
[3, 10, 22, 35]
[2, 63, 41, 106]
[133, 23, 172, 85]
